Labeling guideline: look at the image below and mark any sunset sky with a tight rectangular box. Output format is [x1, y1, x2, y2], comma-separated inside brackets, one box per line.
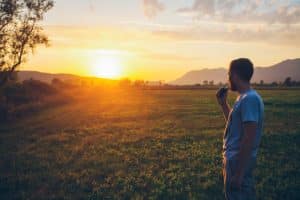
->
[23, 0, 300, 81]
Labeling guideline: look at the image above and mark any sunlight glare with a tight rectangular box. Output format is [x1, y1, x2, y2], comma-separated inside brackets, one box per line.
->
[92, 55, 122, 79]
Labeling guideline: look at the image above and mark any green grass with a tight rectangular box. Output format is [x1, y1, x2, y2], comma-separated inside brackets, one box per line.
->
[0, 89, 299, 199]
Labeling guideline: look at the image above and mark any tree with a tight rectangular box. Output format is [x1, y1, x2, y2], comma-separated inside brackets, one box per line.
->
[0, 0, 54, 87]
[260, 80, 264, 85]
[283, 77, 292, 87]
[51, 78, 62, 85]
[119, 78, 131, 87]
[271, 81, 278, 87]
[133, 80, 145, 87]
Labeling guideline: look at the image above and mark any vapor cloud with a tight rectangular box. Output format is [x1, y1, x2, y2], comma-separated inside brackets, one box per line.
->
[177, 0, 300, 24]
[150, 23, 300, 46]
[143, 0, 165, 18]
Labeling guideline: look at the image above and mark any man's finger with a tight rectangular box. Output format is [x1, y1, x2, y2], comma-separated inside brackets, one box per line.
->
[216, 89, 222, 97]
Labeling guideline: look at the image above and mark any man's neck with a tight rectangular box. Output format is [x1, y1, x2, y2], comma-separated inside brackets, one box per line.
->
[237, 83, 251, 94]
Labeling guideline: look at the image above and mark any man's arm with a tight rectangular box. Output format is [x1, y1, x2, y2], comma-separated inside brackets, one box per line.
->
[231, 122, 257, 187]
[216, 89, 231, 121]
[220, 102, 230, 121]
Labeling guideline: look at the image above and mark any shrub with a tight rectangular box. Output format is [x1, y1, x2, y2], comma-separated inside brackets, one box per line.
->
[3, 79, 57, 105]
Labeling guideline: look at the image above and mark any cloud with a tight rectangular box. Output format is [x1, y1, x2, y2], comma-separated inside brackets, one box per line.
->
[89, 0, 95, 12]
[150, 23, 300, 46]
[43, 20, 300, 56]
[136, 49, 201, 62]
[177, 0, 215, 17]
[143, 0, 165, 18]
[176, 0, 300, 24]
[169, 0, 300, 46]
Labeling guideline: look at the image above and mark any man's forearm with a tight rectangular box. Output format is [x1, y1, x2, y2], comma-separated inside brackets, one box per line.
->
[235, 138, 253, 178]
[235, 123, 257, 178]
[220, 102, 230, 121]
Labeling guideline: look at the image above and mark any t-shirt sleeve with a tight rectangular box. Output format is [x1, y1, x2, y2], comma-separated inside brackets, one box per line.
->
[241, 95, 259, 123]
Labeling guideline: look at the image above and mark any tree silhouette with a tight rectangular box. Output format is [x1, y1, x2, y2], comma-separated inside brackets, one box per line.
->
[119, 78, 131, 87]
[271, 81, 278, 86]
[133, 80, 145, 87]
[260, 80, 264, 85]
[283, 77, 292, 87]
[0, 0, 54, 87]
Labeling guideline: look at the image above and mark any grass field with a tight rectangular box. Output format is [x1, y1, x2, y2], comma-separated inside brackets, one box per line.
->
[0, 89, 299, 199]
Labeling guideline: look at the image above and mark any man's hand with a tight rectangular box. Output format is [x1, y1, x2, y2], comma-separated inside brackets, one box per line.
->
[216, 87, 228, 106]
[230, 173, 243, 189]
[216, 87, 230, 121]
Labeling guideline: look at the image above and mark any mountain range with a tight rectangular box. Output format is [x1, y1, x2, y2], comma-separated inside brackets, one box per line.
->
[16, 71, 112, 84]
[169, 58, 300, 85]
[16, 58, 300, 85]
[17, 71, 80, 83]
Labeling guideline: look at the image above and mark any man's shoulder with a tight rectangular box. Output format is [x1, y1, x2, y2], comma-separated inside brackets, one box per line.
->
[242, 90, 262, 101]
[241, 90, 264, 107]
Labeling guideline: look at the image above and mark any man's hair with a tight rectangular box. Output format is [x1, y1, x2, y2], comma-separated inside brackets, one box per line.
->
[229, 58, 254, 82]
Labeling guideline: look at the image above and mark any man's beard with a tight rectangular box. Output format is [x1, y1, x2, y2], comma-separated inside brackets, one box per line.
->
[230, 81, 237, 91]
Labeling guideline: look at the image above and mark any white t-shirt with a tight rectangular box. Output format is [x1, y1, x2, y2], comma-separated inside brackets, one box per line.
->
[223, 89, 264, 160]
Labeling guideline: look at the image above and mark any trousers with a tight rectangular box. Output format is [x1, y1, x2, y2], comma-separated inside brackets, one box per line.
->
[223, 157, 257, 200]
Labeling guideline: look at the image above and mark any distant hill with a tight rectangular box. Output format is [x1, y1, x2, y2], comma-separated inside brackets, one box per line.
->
[169, 58, 300, 85]
[17, 71, 79, 83]
[16, 71, 112, 84]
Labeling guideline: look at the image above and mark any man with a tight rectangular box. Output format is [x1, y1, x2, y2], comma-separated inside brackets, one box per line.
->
[216, 58, 264, 200]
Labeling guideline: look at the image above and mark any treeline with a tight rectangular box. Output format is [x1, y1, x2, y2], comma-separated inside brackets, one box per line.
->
[120, 76, 300, 88]
[252, 77, 300, 87]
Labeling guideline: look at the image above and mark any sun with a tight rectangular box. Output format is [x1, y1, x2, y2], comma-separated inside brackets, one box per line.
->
[92, 56, 122, 79]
